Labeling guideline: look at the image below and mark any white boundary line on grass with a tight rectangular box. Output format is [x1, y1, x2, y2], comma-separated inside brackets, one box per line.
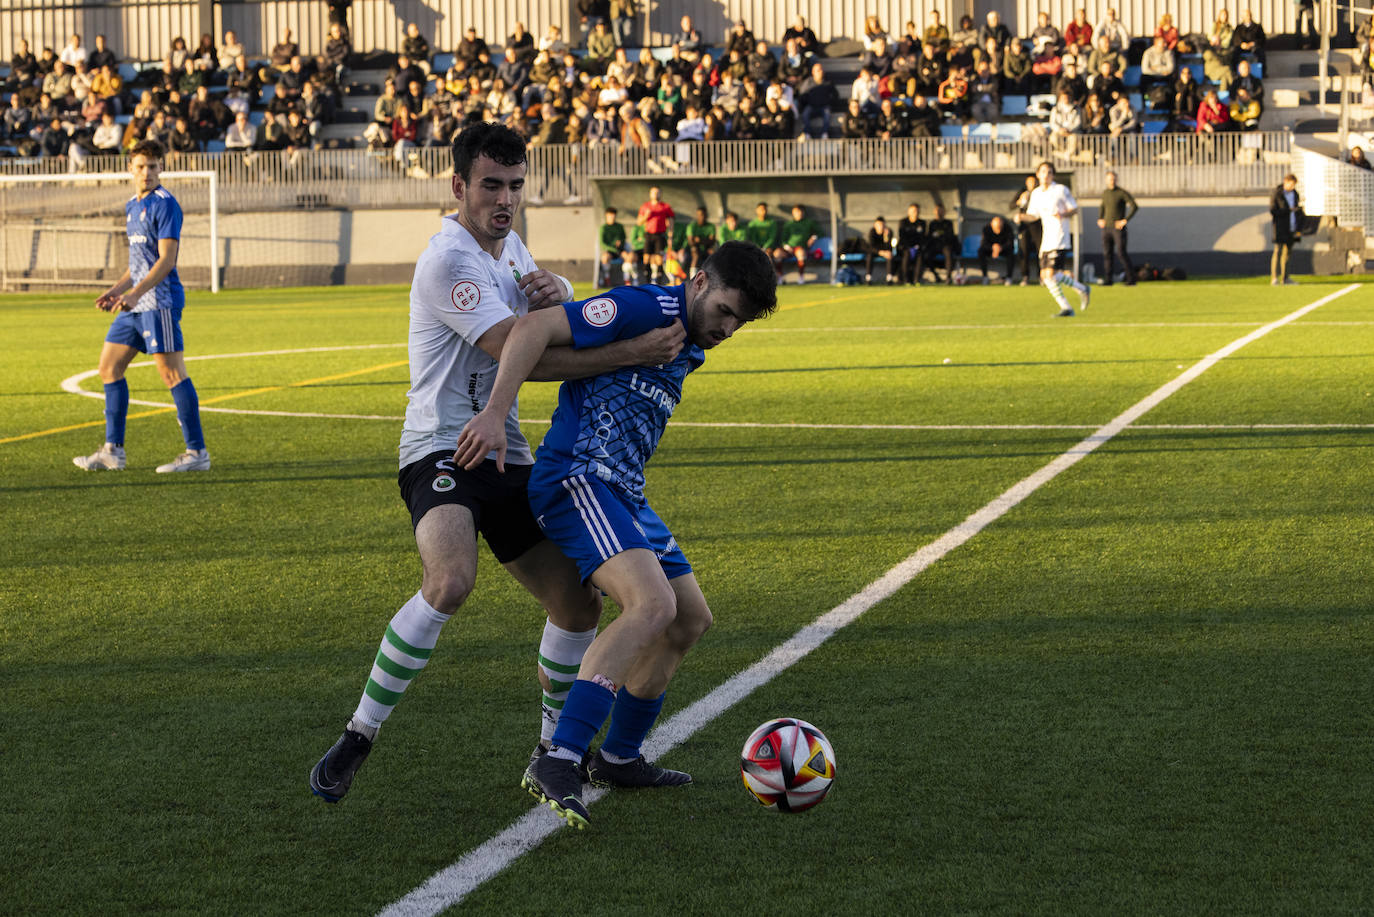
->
[377, 283, 1361, 916]
[58, 360, 1374, 431]
[53, 369, 1374, 431]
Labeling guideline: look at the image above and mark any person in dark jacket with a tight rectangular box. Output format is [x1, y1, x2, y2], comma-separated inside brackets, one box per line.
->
[1269, 174, 1303, 285]
[1097, 170, 1139, 285]
[796, 62, 839, 138]
[978, 216, 1015, 283]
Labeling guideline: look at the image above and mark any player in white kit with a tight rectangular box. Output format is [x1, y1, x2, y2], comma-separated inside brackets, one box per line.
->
[1021, 161, 1091, 317]
[310, 123, 685, 803]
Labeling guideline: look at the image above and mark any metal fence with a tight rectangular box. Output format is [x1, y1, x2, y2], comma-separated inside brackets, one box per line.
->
[1293, 141, 1374, 229]
[0, 132, 1293, 211]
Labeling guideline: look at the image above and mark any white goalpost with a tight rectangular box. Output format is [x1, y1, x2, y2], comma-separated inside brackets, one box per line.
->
[0, 170, 219, 293]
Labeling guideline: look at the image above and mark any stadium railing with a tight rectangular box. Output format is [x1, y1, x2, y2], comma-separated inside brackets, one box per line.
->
[0, 133, 1293, 210]
[1292, 139, 1374, 229]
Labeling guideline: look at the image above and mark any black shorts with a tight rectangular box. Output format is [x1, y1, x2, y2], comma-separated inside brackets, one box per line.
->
[644, 232, 668, 255]
[1039, 250, 1070, 272]
[398, 451, 545, 563]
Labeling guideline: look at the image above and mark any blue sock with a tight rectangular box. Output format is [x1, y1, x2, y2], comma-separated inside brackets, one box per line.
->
[550, 679, 616, 758]
[169, 378, 205, 450]
[600, 688, 665, 760]
[103, 379, 129, 446]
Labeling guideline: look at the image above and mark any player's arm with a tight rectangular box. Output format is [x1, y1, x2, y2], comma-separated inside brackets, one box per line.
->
[97, 269, 134, 310]
[118, 238, 179, 309]
[472, 314, 683, 382]
[455, 307, 574, 471]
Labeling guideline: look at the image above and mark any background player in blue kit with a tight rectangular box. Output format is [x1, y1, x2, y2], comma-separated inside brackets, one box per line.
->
[73, 139, 210, 473]
[455, 241, 778, 828]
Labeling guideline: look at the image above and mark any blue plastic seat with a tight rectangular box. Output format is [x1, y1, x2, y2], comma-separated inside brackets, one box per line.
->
[1001, 95, 1029, 116]
[432, 52, 454, 74]
[967, 122, 993, 140]
[939, 123, 965, 138]
[1142, 119, 1168, 134]
[1123, 66, 1142, 88]
[961, 235, 980, 258]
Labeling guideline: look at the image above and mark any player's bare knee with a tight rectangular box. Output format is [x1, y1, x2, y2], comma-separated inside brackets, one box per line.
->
[421, 567, 474, 614]
[671, 603, 712, 648]
[626, 591, 677, 634]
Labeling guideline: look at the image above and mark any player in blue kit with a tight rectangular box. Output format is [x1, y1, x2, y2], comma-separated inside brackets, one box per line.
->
[455, 240, 778, 828]
[73, 139, 210, 473]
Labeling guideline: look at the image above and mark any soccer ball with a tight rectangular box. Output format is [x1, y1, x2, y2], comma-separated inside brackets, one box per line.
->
[740, 717, 836, 813]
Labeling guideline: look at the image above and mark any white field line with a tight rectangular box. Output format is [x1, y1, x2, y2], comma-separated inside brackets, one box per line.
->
[53, 370, 1374, 430]
[58, 359, 1373, 431]
[377, 283, 1360, 916]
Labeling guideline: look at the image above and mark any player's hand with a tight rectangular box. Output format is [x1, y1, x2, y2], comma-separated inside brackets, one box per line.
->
[627, 321, 686, 366]
[113, 294, 133, 312]
[95, 292, 117, 311]
[1115, 219, 1127, 230]
[1096, 219, 1106, 228]
[518, 269, 568, 310]
[454, 410, 507, 472]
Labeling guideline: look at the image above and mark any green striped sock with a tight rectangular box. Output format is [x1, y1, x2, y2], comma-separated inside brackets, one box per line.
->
[354, 591, 450, 730]
[538, 621, 597, 744]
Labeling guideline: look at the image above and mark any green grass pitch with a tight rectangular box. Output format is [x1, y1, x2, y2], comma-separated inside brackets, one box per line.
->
[2, 278, 1371, 916]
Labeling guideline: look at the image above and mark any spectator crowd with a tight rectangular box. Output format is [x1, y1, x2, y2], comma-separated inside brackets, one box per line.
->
[1, 6, 1280, 170]
[2, 25, 345, 168]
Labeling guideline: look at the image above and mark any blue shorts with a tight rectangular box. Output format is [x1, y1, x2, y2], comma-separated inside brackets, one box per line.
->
[106, 306, 184, 354]
[528, 472, 691, 584]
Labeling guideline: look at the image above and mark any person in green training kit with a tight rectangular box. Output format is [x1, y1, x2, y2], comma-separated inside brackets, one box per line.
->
[598, 206, 627, 287]
[717, 210, 748, 245]
[625, 219, 646, 285]
[669, 218, 689, 274]
[1096, 170, 1138, 286]
[775, 204, 820, 284]
[684, 206, 716, 274]
[745, 202, 779, 255]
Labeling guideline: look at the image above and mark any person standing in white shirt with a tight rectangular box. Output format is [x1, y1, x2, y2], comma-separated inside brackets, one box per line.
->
[1021, 161, 1091, 316]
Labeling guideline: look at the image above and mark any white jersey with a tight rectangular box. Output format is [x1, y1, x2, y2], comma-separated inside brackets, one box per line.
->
[399, 214, 539, 468]
[1027, 182, 1077, 252]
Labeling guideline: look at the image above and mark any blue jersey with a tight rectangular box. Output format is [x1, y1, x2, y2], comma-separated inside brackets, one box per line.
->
[535, 284, 705, 503]
[124, 186, 184, 313]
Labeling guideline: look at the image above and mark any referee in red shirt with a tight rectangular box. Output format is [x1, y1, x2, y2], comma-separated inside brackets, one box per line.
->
[637, 186, 675, 284]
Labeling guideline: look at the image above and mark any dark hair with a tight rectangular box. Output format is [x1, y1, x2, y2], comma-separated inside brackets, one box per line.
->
[451, 120, 528, 182]
[130, 139, 166, 161]
[700, 241, 778, 320]
[605, 206, 618, 214]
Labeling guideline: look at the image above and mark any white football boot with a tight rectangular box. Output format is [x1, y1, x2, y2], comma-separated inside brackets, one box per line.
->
[155, 449, 211, 473]
[73, 443, 127, 471]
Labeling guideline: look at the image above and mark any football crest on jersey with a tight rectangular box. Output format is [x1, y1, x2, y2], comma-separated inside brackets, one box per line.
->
[450, 280, 481, 311]
[582, 297, 617, 326]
